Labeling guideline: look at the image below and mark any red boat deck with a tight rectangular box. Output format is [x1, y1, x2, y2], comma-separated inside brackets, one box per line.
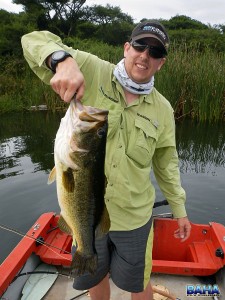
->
[1, 212, 225, 296]
[152, 218, 225, 276]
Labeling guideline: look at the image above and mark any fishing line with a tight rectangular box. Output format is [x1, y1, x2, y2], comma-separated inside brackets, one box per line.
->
[0, 223, 72, 260]
[4, 270, 88, 300]
[11, 271, 88, 300]
[12, 270, 73, 282]
[1, 223, 182, 300]
[69, 290, 89, 300]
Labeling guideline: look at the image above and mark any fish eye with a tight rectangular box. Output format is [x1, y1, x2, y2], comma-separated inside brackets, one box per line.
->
[97, 125, 107, 138]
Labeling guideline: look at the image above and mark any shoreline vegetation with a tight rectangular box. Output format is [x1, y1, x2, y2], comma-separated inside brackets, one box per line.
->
[1, 40, 224, 122]
[1, 4, 225, 123]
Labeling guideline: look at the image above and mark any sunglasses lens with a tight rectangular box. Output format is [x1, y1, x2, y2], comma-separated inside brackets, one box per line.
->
[148, 47, 164, 58]
[131, 41, 165, 58]
[131, 41, 147, 52]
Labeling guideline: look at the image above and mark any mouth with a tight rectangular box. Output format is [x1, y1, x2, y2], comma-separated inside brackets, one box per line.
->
[135, 63, 148, 70]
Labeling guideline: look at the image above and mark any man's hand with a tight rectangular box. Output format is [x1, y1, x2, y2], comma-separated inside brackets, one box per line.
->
[174, 216, 191, 242]
[50, 57, 85, 102]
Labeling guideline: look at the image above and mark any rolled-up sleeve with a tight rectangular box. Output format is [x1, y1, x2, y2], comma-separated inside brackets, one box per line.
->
[152, 106, 187, 218]
[21, 31, 75, 84]
[153, 148, 187, 218]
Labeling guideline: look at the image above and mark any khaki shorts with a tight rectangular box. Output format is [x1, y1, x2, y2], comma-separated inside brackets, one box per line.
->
[72, 217, 153, 293]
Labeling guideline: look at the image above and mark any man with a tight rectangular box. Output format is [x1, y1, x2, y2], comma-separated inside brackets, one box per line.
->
[22, 20, 191, 300]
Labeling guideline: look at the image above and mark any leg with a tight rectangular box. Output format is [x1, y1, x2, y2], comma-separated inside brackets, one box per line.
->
[110, 218, 153, 294]
[89, 274, 110, 300]
[72, 234, 111, 294]
[131, 281, 153, 300]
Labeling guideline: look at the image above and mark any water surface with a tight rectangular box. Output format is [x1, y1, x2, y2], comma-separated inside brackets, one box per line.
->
[0, 112, 224, 263]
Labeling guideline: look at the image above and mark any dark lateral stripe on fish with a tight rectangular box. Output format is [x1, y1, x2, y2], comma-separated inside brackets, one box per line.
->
[62, 168, 75, 193]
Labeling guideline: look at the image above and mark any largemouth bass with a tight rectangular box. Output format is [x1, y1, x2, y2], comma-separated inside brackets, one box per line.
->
[48, 100, 110, 275]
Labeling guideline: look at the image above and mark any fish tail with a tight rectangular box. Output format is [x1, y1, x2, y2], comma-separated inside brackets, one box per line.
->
[71, 251, 98, 275]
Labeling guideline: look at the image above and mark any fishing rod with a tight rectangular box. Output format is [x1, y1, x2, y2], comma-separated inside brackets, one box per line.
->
[11, 270, 180, 300]
[0, 223, 71, 255]
[0, 200, 169, 254]
[0, 200, 179, 300]
[3, 268, 88, 300]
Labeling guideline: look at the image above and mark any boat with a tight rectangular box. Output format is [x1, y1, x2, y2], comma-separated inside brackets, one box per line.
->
[0, 211, 225, 299]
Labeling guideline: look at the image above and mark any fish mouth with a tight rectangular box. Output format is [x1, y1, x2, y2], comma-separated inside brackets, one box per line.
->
[73, 100, 108, 123]
[79, 111, 107, 123]
[69, 99, 108, 133]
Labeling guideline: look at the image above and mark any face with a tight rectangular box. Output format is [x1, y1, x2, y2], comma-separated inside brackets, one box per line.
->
[123, 38, 166, 84]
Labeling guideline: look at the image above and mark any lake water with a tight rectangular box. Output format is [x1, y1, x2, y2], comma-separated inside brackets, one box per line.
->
[0, 111, 224, 263]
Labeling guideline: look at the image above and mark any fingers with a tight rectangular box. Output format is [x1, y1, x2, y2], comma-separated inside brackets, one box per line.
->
[61, 80, 85, 102]
[75, 82, 85, 101]
[174, 217, 192, 242]
[49, 57, 85, 102]
[50, 75, 85, 102]
[173, 228, 189, 242]
[173, 228, 180, 239]
[179, 228, 189, 242]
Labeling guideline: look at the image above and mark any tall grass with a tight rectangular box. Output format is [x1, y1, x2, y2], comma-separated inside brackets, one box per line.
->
[0, 57, 67, 113]
[156, 44, 225, 122]
[64, 37, 124, 63]
[0, 39, 224, 122]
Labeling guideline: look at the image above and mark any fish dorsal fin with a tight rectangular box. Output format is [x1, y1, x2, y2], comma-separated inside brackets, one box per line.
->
[48, 166, 56, 184]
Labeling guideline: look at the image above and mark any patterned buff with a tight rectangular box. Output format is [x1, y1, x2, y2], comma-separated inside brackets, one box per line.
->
[113, 59, 154, 95]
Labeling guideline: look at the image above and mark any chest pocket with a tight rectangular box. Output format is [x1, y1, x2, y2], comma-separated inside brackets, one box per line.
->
[126, 118, 158, 167]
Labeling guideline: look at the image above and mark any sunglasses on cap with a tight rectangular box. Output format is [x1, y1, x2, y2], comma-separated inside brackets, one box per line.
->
[130, 40, 166, 59]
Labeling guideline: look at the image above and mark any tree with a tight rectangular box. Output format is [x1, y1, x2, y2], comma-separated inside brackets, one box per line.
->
[164, 15, 208, 30]
[12, 0, 87, 36]
[79, 4, 133, 45]
[0, 9, 35, 56]
[82, 4, 133, 25]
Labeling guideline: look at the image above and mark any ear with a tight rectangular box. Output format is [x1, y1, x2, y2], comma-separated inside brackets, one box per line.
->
[157, 58, 166, 71]
[124, 42, 131, 58]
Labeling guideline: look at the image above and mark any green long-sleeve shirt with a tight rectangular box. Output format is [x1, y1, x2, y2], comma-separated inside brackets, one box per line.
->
[22, 31, 187, 231]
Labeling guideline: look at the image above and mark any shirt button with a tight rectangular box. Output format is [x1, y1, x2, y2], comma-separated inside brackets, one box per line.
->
[113, 164, 117, 168]
[110, 183, 113, 186]
[118, 145, 122, 148]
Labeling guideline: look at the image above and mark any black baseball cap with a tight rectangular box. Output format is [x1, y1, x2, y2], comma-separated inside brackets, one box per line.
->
[130, 20, 170, 54]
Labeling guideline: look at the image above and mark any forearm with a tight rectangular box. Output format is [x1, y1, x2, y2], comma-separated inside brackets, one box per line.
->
[21, 30, 74, 84]
[153, 148, 187, 218]
[21, 30, 85, 101]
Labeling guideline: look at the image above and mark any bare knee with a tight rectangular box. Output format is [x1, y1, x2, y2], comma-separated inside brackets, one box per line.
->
[131, 281, 153, 300]
[88, 274, 110, 300]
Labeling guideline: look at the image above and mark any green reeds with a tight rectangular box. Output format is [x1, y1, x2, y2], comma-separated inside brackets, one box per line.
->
[155, 44, 225, 122]
[1, 40, 225, 122]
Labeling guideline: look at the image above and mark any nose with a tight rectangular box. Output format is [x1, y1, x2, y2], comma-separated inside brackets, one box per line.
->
[140, 49, 150, 59]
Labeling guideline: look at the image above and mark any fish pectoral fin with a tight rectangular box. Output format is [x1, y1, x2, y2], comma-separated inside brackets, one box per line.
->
[62, 168, 75, 193]
[48, 166, 56, 184]
[58, 215, 72, 234]
[95, 205, 110, 238]
[71, 251, 98, 276]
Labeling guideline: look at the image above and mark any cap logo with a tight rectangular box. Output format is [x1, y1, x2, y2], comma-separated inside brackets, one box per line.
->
[142, 25, 166, 40]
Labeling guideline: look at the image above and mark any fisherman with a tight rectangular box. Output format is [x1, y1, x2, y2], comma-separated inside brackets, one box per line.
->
[21, 20, 191, 300]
